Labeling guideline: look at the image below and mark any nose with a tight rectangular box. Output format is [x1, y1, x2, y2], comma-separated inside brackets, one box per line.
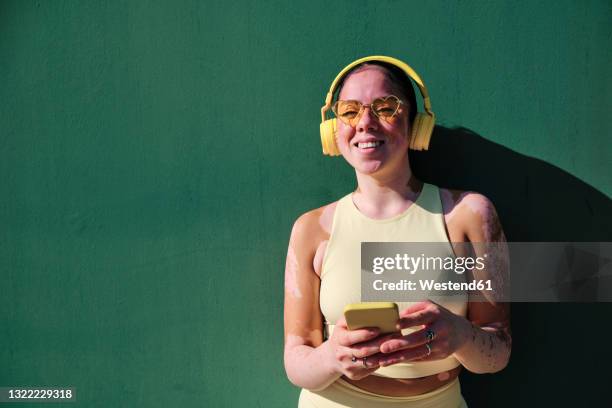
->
[356, 106, 378, 133]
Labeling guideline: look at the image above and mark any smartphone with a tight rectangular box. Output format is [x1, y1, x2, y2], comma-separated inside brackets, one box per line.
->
[343, 302, 399, 334]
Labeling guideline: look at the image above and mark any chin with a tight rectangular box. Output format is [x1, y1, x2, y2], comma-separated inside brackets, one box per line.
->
[354, 160, 384, 175]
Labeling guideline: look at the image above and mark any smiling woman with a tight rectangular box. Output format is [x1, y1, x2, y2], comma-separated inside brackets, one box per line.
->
[283, 56, 511, 407]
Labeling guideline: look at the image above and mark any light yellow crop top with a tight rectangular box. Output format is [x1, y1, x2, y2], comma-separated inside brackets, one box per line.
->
[320, 182, 468, 379]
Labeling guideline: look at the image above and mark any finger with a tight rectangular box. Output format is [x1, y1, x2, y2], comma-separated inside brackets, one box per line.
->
[399, 301, 431, 317]
[335, 315, 348, 328]
[346, 364, 380, 381]
[346, 354, 382, 371]
[380, 324, 439, 354]
[356, 332, 401, 348]
[362, 358, 381, 371]
[377, 344, 433, 366]
[350, 333, 400, 358]
[358, 352, 386, 368]
[339, 327, 380, 347]
[397, 307, 439, 330]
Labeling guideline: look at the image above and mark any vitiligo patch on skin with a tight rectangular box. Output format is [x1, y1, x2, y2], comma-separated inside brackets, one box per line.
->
[319, 203, 336, 234]
[284, 330, 325, 361]
[467, 195, 505, 245]
[312, 204, 334, 277]
[285, 330, 324, 348]
[441, 189, 475, 225]
[285, 245, 302, 299]
[461, 192, 488, 218]
[285, 333, 307, 347]
[284, 334, 311, 369]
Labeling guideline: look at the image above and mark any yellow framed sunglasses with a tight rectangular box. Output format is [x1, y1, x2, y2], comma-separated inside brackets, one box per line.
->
[331, 95, 404, 127]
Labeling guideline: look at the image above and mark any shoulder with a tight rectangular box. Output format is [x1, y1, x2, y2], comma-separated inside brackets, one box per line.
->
[290, 201, 339, 248]
[439, 188, 504, 242]
[440, 189, 496, 221]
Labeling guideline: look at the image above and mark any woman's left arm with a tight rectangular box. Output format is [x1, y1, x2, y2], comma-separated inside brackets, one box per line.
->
[452, 193, 511, 373]
[376, 193, 511, 373]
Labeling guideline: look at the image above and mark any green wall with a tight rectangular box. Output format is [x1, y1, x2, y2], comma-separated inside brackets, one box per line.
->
[1, 1, 610, 406]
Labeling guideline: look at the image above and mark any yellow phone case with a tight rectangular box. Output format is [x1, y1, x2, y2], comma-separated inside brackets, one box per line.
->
[343, 302, 399, 334]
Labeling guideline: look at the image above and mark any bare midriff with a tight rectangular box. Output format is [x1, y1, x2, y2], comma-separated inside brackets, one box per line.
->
[342, 366, 462, 397]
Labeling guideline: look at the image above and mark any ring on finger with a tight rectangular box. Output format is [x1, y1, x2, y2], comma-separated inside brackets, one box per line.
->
[351, 355, 358, 363]
[425, 343, 432, 357]
[425, 328, 436, 343]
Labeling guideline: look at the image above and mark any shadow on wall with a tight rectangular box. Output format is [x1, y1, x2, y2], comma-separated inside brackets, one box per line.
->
[409, 126, 612, 407]
[410, 126, 612, 242]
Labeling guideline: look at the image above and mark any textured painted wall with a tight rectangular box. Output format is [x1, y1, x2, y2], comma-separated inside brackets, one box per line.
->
[1, 1, 610, 406]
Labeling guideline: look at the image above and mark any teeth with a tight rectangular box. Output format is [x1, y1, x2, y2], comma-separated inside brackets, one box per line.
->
[358, 141, 382, 148]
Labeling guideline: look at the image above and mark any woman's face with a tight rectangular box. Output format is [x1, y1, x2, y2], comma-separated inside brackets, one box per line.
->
[336, 66, 411, 176]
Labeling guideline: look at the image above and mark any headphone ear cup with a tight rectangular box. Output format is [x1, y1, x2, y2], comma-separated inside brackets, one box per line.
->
[320, 118, 341, 156]
[409, 113, 435, 151]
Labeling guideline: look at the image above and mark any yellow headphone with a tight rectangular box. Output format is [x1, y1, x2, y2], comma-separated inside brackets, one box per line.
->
[320, 55, 436, 156]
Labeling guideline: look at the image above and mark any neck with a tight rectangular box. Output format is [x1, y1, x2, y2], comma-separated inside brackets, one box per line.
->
[353, 158, 423, 215]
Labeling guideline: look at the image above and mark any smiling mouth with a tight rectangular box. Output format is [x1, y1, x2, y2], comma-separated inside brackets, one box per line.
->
[354, 140, 385, 149]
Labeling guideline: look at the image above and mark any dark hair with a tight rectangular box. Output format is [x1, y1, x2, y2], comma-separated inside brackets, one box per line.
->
[335, 61, 418, 123]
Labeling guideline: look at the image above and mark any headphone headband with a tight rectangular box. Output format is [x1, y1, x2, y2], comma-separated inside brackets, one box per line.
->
[321, 55, 433, 121]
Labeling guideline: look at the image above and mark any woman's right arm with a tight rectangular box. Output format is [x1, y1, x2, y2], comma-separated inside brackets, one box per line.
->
[283, 212, 382, 391]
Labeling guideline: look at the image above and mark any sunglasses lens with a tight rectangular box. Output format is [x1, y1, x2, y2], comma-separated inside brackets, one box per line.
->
[334, 101, 362, 126]
[372, 97, 400, 118]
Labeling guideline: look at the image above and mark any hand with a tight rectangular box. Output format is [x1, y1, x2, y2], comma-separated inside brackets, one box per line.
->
[325, 315, 396, 380]
[377, 300, 472, 367]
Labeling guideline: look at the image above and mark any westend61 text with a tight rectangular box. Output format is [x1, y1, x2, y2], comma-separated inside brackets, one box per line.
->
[373, 279, 493, 292]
